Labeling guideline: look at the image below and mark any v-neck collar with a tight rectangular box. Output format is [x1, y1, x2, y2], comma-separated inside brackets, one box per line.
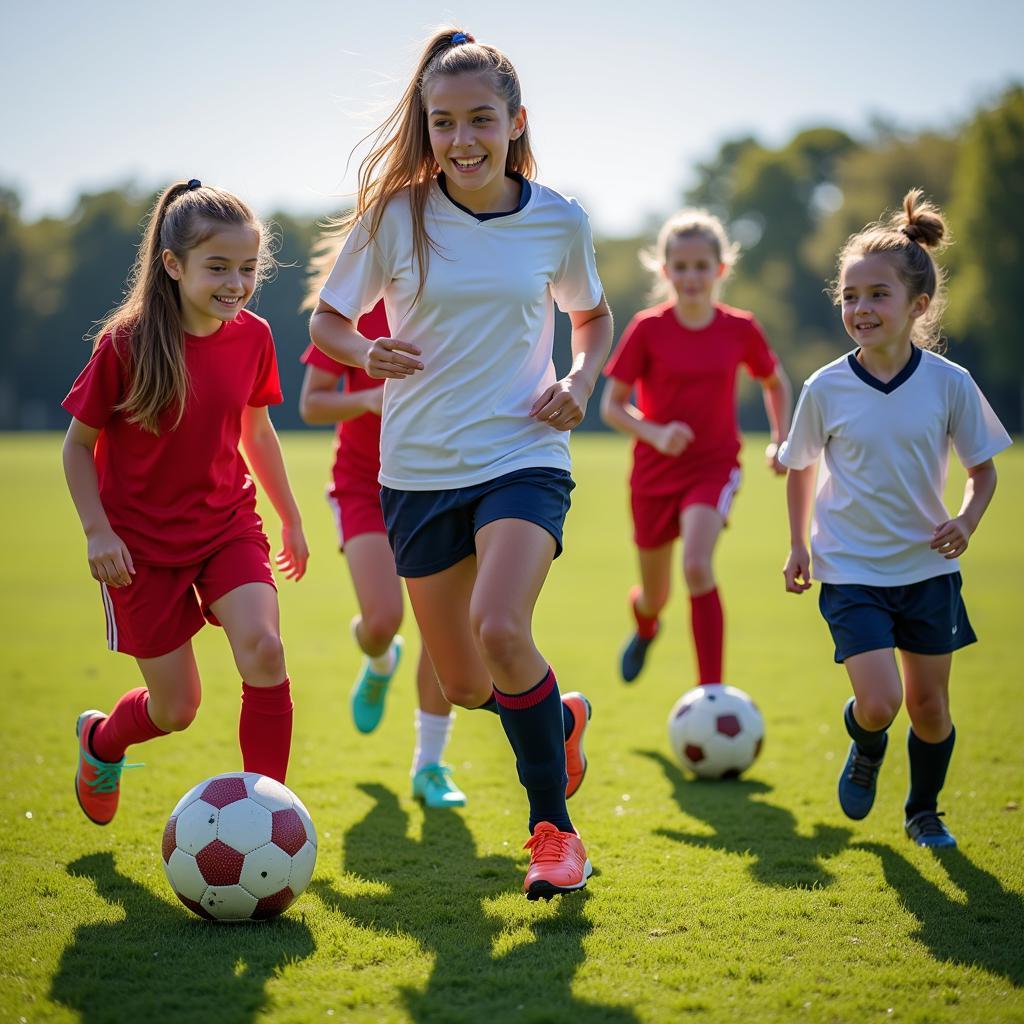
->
[436, 172, 531, 222]
[847, 345, 921, 394]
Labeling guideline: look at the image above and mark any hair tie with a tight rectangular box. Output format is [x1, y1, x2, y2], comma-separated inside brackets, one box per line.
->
[451, 32, 469, 44]
[186, 178, 202, 191]
[901, 225, 920, 244]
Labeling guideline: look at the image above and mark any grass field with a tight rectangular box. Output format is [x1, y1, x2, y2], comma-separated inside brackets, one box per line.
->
[1, 431, 1022, 1024]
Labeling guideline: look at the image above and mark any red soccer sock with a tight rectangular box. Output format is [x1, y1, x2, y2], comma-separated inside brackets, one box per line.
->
[90, 687, 169, 763]
[690, 588, 724, 685]
[239, 679, 293, 783]
[630, 585, 660, 641]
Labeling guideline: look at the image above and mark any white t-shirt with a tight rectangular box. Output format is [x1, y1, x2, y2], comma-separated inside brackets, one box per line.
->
[320, 178, 604, 490]
[779, 347, 1011, 586]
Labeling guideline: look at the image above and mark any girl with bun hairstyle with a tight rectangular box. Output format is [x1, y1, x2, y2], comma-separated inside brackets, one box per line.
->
[780, 190, 1011, 847]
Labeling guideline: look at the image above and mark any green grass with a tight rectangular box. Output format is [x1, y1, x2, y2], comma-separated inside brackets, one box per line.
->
[1, 432, 1022, 1024]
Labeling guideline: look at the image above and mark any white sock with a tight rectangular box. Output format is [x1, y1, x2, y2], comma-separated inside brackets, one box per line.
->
[413, 710, 454, 773]
[368, 645, 396, 675]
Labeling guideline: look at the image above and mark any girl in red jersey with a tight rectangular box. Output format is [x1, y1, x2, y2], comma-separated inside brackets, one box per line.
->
[63, 179, 308, 826]
[602, 209, 791, 686]
[298, 299, 466, 807]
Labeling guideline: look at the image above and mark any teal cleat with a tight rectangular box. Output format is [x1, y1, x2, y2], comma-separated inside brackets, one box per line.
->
[412, 763, 467, 808]
[350, 636, 403, 734]
[905, 809, 957, 848]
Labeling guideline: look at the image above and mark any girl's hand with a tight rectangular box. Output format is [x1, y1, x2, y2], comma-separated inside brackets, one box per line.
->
[783, 545, 812, 593]
[653, 421, 695, 457]
[365, 338, 423, 380]
[765, 441, 786, 476]
[931, 516, 972, 559]
[530, 376, 589, 432]
[277, 524, 309, 581]
[362, 385, 385, 418]
[87, 527, 135, 588]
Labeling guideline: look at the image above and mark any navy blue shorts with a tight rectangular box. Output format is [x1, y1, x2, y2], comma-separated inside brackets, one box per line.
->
[818, 572, 977, 663]
[380, 467, 575, 578]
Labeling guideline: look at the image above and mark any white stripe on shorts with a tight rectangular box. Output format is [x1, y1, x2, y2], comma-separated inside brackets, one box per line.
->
[325, 488, 346, 549]
[100, 582, 118, 652]
[716, 467, 742, 522]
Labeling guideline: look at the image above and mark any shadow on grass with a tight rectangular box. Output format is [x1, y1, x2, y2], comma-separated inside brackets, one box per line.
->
[858, 841, 1024, 987]
[640, 749, 852, 889]
[311, 782, 638, 1024]
[51, 852, 315, 1022]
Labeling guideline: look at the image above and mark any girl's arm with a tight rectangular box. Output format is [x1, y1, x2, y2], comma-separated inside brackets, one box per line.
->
[531, 298, 614, 431]
[760, 366, 793, 475]
[299, 364, 384, 425]
[309, 300, 423, 380]
[783, 465, 817, 593]
[240, 406, 309, 581]
[62, 418, 135, 588]
[931, 458, 998, 559]
[600, 377, 694, 456]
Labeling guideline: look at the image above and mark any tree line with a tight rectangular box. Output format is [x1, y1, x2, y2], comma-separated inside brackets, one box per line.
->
[1, 84, 1020, 433]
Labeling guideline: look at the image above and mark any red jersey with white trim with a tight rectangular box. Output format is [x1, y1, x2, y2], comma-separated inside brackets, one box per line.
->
[300, 301, 389, 495]
[604, 302, 777, 496]
[62, 309, 283, 566]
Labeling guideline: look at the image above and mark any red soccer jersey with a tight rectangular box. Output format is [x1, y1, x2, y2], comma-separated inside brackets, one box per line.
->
[62, 309, 283, 567]
[604, 302, 777, 496]
[300, 301, 389, 496]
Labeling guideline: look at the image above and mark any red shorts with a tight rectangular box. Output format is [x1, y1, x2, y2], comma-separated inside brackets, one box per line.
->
[631, 464, 742, 549]
[326, 483, 386, 549]
[100, 533, 276, 659]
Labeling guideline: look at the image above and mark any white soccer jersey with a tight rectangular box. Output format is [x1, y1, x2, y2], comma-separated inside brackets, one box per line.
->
[320, 179, 604, 490]
[779, 347, 1011, 586]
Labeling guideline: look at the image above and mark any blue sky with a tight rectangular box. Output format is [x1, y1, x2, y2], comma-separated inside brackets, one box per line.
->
[3, 0, 1021, 235]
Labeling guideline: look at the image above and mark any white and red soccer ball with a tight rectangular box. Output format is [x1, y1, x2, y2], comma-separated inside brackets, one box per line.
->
[668, 684, 765, 779]
[162, 772, 317, 922]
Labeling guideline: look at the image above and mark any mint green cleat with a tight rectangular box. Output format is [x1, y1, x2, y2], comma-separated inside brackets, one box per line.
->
[350, 636, 403, 734]
[412, 763, 467, 808]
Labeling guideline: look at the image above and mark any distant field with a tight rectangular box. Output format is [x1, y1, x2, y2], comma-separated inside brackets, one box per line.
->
[1, 432, 1022, 1024]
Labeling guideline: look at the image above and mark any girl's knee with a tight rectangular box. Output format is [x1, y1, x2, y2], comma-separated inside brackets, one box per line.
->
[357, 609, 402, 652]
[682, 556, 715, 594]
[243, 631, 286, 679]
[855, 694, 901, 731]
[472, 612, 530, 670]
[906, 690, 950, 731]
[150, 695, 200, 733]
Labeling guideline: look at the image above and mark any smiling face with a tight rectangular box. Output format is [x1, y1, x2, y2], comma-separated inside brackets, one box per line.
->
[425, 71, 526, 212]
[663, 233, 724, 310]
[162, 223, 261, 336]
[840, 252, 929, 355]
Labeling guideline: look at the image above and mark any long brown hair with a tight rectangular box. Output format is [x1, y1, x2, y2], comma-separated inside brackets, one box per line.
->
[307, 27, 537, 308]
[91, 180, 274, 434]
[832, 189, 950, 350]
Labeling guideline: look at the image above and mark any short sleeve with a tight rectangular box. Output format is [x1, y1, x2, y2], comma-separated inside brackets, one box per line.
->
[949, 371, 1012, 468]
[319, 216, 390, 322]
[249, 326, 283, 407]
[62, 334, 125, 429]
[742, 317, 778, 380]
[603, 315, 648, 386]
[300, 342, 347, 378]
[551, 202, 604, 312]
[778, 382, 826, 470]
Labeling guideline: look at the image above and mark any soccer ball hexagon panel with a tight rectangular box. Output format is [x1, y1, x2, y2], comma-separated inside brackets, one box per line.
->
[667, 684, 765, 779]
[162, 772, 317, 922]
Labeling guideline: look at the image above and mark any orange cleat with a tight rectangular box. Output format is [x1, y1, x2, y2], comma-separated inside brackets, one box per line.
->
[522, 822, 593, 900]
[75, 710, 127, 826]
[562, 691, 591, 799]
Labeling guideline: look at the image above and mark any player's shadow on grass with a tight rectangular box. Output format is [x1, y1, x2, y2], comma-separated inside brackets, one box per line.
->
[858, 841, 1024, 987]
[51, 851, 315, 1023]
[311, 782, 638, 1024]
[640, 749, 852, 889]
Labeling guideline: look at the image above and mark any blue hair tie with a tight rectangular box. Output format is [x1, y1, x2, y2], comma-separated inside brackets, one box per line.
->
[451, 32, 468, 44]
[186, 178, 202, 191]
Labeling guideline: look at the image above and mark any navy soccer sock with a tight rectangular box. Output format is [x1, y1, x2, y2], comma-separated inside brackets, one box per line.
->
[905, 726, 956, 819]
[475, 692, 573, 738]
[494, 667, 573, 834]
[472, 695, 500, 714]
[844, 697, 889, 759]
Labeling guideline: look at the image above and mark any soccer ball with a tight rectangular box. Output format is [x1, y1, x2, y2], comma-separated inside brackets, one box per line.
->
[667, 684, 765, 779]
[162, 772, 317, 922]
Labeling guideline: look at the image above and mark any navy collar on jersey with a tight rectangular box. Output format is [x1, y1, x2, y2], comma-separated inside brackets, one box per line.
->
[847, 344, 922, 394]
[437, 172, 531, 221]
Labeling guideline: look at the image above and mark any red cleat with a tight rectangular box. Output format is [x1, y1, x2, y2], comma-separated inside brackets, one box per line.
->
[562, 691, 591, 799]
[75, 710, 127, 826]
[523, 822, 593, 900]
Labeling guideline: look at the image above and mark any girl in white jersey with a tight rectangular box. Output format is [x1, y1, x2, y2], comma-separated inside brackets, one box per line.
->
[780, 190, 1011, 848]
[309, 28, 612, 898]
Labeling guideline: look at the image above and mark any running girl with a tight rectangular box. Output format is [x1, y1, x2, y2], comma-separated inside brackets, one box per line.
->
[781, 190, 1011, 847]
[602, 210, 791, 686]
[309, 29, 611, 898]
[299, 298, 465, 807]
[63, 179, 307, 825]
